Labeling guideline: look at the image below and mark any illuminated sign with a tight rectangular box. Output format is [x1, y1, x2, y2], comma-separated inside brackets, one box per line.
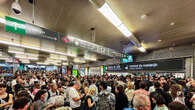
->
[105, 59, 184, 71]
[5, 16, 26, 35]
[4, 16, 122, 57]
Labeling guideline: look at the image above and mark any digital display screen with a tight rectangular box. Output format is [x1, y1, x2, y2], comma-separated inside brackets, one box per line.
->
[105, 58, 184, 71]
[122, 55, 133, 63]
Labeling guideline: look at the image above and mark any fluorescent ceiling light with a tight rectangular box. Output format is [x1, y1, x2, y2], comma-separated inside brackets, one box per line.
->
[97, 3, 132, 37]
[138, 47, 146, 52]
[73, 58, 86, 63]
[62, 62, 68, 65]
[98, 3, 122, 27]
[25, 53, 39, 57]
[0, 57, 9, 60]
[8, 50, 24, 54]
[46, 58, 61, 63]
[117, 24, 132, 37]
[49, 54, 68, 61]
[0, 40, 76, 57]
[84, 56, 97, 61]
[20, 59, 30, 63]
[15, 54, 38, 60]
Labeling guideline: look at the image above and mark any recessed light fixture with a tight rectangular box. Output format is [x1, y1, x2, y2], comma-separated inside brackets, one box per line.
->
[158, 40, 162, 42]
[140, 14, 147, 20]
[170, 22, 175, 26]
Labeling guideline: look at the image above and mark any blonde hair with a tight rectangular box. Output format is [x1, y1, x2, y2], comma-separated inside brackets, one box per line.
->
[127, 82, 134, 89]
[87, 87, 96, 96]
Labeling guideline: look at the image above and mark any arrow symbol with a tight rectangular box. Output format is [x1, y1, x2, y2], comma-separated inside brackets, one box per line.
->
[62, 37, 70, 43]
[14, 22, 18, 31]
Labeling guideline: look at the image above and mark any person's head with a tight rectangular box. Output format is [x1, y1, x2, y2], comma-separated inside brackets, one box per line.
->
[18, 78, 24, 85]
[32, 74, 36, 79]
[51, 83, 58, 92]
[84, 87, 88, 95]
[163, 83, 170, 92]
[170, 84, 183, 99]
[149, 77, 154, 82]
[133, 94, 150, 110]
[92, 80, 97, 84]
[155, 94, 166, 106]
[55, 96, 65, 107]
[0, 83, 6, 94]
[139, 81, 146, 89]
[15, 89, 31, 99]
[34, 82, 41, 89]
[87, 87, 96, 96]
[168, 101, 187, 110]
[115, 85, 124, 94]
[13, 97, 30, 110]
[127, 82, 134, 90]
[34, 89, 47, 101]
[154, 82, 161, 89]
[73, 81, 81, 90]
[15, 75, 21, 80]
[99, 81, 107, 90]
[159, 76, 166, 86]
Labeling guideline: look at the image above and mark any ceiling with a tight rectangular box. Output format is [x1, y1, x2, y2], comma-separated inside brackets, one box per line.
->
[0, 0, 195, 54]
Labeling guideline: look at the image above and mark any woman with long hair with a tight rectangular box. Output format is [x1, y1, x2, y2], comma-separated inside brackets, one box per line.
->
[81, 87, 96, 110]
[125, 82, 135, 108]
[170, 84, 185, 105]
[115, 85, 128, 110]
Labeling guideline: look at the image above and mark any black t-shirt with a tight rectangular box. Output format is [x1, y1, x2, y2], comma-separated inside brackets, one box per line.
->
[2, 93, 10, 102]
[82, 95, 95, 110]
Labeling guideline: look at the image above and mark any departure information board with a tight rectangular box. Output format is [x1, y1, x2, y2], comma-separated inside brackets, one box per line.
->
[105, 58, 184, 71]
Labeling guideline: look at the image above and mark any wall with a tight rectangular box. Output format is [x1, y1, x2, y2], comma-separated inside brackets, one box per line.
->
[135, 45, 193, 62]
[135, 45, 195, 78]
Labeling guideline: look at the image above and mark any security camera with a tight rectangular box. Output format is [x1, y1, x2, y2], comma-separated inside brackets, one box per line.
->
[11, 0, 22, 15]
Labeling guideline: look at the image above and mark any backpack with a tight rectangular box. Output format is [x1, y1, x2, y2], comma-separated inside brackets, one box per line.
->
[47, 90, 59, 100]
[98, 93, 112, 110]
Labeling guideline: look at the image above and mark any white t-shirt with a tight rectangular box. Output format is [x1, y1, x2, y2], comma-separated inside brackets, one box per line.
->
[29, 78, 38, 85]
[69, 87, 81, 108]
[11, 79, 17, 87]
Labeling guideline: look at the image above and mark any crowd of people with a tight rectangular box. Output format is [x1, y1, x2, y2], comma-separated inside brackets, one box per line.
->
[0, 70, 194, 110]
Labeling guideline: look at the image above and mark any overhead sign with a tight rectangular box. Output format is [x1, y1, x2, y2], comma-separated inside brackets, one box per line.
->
[106, 65, 122, 71]
[4, 16, 122, 57]
[5, 16, 26, 35]
[105, 58, 184, 71]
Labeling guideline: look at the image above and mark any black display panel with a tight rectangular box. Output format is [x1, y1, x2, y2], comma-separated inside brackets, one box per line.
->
[105, 65, 122, 71]
[105, 58, 184, 71]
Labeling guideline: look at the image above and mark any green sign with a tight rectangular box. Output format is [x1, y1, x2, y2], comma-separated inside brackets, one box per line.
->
[72, 70, 78, 78]
[5, 16, 26, 35]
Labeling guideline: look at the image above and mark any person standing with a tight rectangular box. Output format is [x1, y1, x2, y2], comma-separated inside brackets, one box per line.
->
[81, 88, 96, 110]
[69, 81, 83, 110]
[115, 85, 128, 110]
[0, 83, 13, 110]
[97, 81, 115, 110]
